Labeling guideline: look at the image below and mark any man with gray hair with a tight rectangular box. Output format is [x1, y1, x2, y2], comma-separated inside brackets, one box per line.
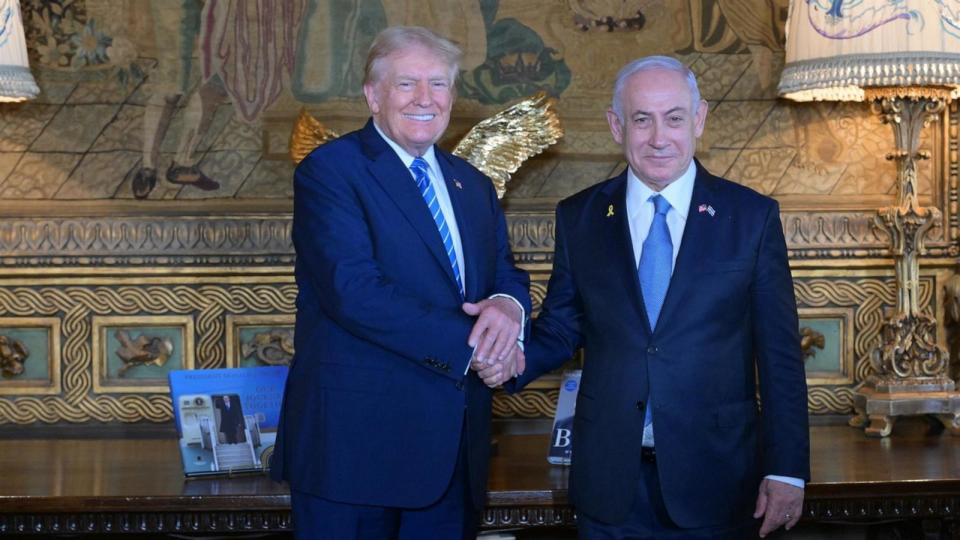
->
[510, 55, 810, 538]
[271, 26, 530, 538]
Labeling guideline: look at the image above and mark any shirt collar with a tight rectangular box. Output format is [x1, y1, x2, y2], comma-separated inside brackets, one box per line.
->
[626, 160, 696, 221]
[373, 121, 440, 176]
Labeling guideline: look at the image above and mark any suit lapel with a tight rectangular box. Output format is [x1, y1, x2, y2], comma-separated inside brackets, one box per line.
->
[360, 121, 461, 297]
[598, 173, 652, 332]
[655, 162, 719, 330]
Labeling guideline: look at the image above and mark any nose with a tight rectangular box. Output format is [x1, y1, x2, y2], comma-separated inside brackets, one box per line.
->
[413, 81, 433, 106]
[649, 120, 667, 147]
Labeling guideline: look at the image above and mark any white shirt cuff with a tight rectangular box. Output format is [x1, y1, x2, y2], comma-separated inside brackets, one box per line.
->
[765, 475, 805, 489]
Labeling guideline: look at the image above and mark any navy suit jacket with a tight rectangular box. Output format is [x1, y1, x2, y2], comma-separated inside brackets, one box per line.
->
[514, 162, 809, 527]
[271, 120, 531, 509]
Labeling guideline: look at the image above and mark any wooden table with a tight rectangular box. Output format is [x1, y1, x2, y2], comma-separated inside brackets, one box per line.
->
[1, 423, 959, 535]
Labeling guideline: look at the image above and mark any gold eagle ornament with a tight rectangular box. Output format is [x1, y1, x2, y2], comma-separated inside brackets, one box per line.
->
[288, 108, 341, 165]
[289, 91, 563, 199]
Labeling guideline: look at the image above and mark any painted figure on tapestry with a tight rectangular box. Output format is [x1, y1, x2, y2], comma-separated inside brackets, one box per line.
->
[133, 0, 305, 199]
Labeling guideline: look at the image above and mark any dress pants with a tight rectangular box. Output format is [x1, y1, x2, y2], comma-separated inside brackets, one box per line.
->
[577, 459, 759, 540]
[290, 428, 475, 540]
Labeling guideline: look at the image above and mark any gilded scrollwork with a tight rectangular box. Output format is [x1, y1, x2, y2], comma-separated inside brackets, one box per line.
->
[0, 218, 293, 259]
[493, 389, 560, 418]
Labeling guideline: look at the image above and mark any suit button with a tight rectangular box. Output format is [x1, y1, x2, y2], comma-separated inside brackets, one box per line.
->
[646, 346, 658, 355]
[636, 400, 645, 411]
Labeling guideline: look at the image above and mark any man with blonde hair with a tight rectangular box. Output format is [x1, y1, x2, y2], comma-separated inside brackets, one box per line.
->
[271, 26, 530, 539]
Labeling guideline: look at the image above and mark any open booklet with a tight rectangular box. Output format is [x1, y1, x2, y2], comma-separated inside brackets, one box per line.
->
[169, 366, 288, 477]
[547, 370, 581, 465]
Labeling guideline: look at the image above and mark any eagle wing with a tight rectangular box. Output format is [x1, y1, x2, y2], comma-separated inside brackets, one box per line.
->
[452, 91, 563, 199]
[289, 108, 340, 164]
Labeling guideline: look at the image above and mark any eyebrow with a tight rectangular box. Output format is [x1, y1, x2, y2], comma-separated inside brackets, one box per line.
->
[633, 106, 687, 117]
[393, 75, 451, 87]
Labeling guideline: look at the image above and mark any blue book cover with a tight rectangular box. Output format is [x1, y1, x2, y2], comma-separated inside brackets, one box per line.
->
[169, 366, 288, 477]
[547, 370, 581, 465]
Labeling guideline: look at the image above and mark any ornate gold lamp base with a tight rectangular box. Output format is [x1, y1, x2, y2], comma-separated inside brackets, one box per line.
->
[850, 384, 960, 437]
[847, 91, 960, 437]
[850, 314, 960, 437]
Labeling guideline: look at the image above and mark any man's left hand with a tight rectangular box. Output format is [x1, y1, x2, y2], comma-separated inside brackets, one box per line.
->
[463, 297, 522, 365]
[754, 478, 803, 537]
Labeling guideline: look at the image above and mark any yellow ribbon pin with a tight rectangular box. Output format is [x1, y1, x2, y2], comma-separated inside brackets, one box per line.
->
[606, 204, 615, 217]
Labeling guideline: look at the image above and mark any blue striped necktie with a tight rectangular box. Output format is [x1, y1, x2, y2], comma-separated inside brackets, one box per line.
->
[410, 157, 464, 297]
[638, 194, 672, 433]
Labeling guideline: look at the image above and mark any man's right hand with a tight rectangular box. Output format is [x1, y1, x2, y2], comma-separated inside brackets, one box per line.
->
[471, 347, 525, 387]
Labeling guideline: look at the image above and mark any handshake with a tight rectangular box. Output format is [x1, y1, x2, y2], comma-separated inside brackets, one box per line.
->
[463, 298, 526, 388]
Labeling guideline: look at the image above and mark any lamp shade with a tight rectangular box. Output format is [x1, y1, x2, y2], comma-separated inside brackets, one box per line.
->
[0, 0, 39, 102]
[779, 1, 960, 102]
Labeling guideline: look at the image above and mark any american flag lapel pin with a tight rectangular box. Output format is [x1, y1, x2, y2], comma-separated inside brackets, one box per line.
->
[698, 204, 716, 217]
[453, 179, 463, 190]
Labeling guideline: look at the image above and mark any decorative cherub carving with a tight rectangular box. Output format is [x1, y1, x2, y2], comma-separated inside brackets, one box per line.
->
[0, 336, 29, 378]
[800, 326, 825, 361]
[114, 330, 174, 376]
[241, 329, 295, 366]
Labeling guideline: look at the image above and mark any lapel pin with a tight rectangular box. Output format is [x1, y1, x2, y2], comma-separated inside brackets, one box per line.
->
[606, 204, 615, 217]
[698, 204, 716, 217]
[453, 179, 463, 190]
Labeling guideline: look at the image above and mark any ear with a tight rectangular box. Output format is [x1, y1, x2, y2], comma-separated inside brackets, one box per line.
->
[363, 83, 380, 115]
[693, 99, 708, 138]
[606, 108, 624, 145]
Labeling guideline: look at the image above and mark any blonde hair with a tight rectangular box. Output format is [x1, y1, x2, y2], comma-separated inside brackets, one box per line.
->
[364, 26, 463, 86]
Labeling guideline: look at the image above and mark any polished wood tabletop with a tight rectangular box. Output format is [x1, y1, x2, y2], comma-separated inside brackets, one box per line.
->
[0, 437, 288, 512]
[0, 421, 958, 532]
[1, 424, 959, 504]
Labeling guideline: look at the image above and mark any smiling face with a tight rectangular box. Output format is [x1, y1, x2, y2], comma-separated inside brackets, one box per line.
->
[607, 67, 707, 191]
[363, 45, 455, 157]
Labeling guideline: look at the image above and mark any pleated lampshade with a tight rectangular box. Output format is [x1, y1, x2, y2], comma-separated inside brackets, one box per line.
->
[0, 0, 39, 102]
[778, 1, 960, 102]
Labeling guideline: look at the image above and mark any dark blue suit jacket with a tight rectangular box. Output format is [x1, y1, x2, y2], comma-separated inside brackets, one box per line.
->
[271, 120, 531, 509]
[514, 162, 809, 527]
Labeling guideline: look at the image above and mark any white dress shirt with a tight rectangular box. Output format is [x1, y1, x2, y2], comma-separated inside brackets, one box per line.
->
[625, 161, 804, 489]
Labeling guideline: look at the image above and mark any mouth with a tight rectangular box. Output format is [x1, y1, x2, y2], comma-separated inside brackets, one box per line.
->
[403, 113, 436, 122]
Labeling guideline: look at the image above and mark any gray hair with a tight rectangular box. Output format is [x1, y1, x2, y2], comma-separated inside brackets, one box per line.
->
[611, 55, 701, 121]
[364, 26, 463, 86]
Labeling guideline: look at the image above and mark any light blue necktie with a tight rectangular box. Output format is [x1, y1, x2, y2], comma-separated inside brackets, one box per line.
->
[411, 157, 464, 297]
[638, 194, 672, 431]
